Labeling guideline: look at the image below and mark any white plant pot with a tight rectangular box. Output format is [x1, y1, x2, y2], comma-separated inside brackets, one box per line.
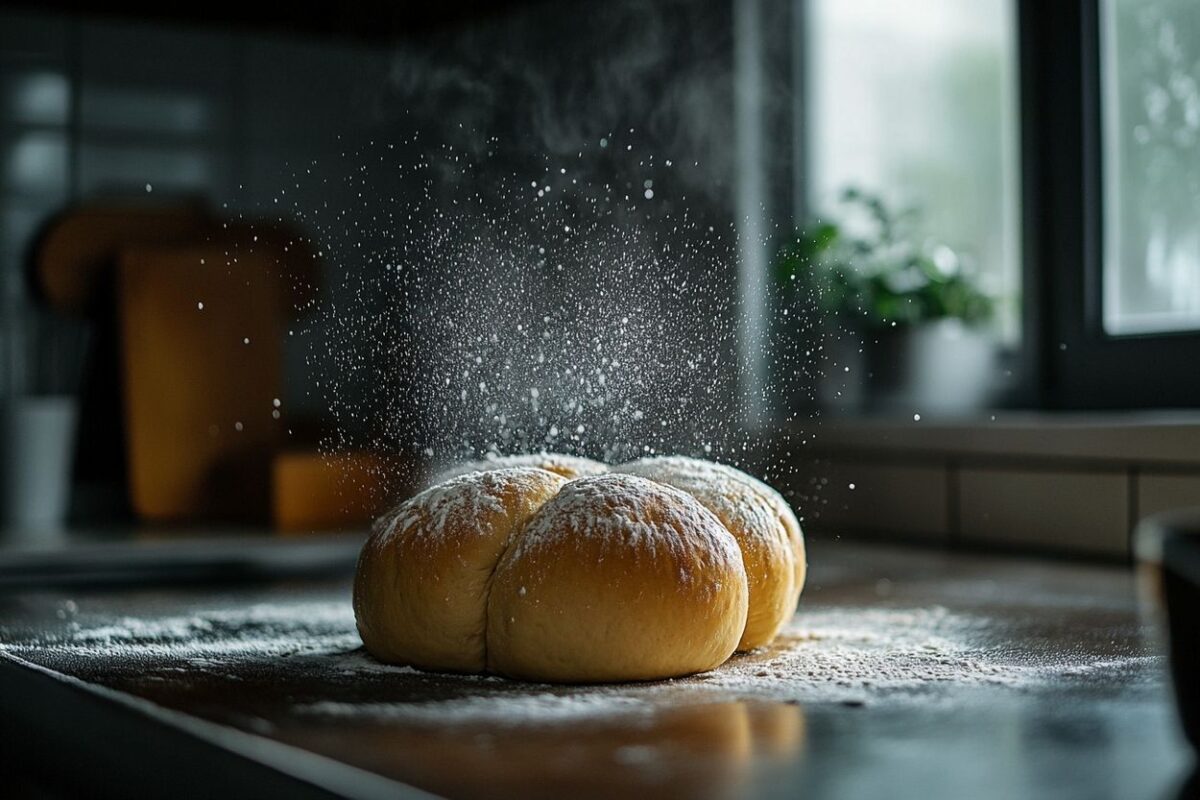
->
[867, 319, 996, 416]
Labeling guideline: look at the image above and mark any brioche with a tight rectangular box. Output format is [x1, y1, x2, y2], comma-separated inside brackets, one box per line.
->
[353, 467, 566, 672]
[355, 453, 804, 682]
[486, 474, 748, 682]
[615, 456, 799, 650]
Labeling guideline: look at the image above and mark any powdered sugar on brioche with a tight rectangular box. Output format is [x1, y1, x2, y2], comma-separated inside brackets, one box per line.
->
[378, 467, 559, 545]
[429, 452, 608, 486]
[618, 456, 804, 569]
[507, 474, 745, 576]
[618, 456, 783, 508]
[617, 457, 781, 547]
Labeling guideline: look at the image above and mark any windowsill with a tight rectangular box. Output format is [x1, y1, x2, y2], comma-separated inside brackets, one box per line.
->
[792, 409, 1200, 467]
[775, 410, 1200, 559]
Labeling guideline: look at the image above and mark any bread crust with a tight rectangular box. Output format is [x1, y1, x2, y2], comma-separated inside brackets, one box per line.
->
[354, 455, 803, 682]
[616, 457, 799, 650]
[486, 474, 748, 683]
[353, 467, 566, 672]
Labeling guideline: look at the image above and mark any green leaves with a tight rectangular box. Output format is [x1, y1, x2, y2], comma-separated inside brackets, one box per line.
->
[773, 221, 838, 285]
[772, 187, 994, 330]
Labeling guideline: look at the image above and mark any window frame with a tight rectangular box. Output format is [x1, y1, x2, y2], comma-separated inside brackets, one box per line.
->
[1021, 0, 1200, 409]
[791, 0, 1200, 411]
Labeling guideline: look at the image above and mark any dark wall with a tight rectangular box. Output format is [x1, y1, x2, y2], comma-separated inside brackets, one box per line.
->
[0, 0, 748, 474]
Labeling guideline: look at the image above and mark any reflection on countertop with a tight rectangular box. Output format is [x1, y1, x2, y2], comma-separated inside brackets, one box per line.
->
[0, 541, 1193, 800]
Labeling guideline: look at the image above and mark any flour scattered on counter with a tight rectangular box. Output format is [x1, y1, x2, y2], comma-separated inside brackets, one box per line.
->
[286, 604, 1161, 725]
[695, 606, 1027, 704]
[2, 601, 361, 669]
[682, 605, 1161, 705]
[70, 615, 217, 643]
[2, 600, 1159, 713]
[63, 601, 356, 645]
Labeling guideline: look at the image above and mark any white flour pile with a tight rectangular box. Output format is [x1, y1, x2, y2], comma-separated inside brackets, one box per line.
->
[2, 599, 1159, 723]
[300, 604, 1162, 724]
[701, 606, 1025, 699]
[2, 601, 362, 669]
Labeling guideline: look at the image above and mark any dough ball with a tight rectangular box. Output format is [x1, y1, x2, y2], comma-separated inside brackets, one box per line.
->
[615, 456, 805, 649]
[759, 485, 806, 610]
[429, 452, 608, 486]
[354, 467, 566, 672]
[730, 466, 807, 610]
[486, 474, 748, 683]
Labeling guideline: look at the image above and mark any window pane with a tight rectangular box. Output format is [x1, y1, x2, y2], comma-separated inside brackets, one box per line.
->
[805, 0, 1021, 342]
[1102, 0, 1200, 335]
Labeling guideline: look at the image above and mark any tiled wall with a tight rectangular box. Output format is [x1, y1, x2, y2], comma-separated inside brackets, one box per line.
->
[0, 10, 396, 410]
[788, 443, 1200, 561]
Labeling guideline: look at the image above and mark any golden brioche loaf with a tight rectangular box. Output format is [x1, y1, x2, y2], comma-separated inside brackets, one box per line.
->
[355, 454, 805, 682]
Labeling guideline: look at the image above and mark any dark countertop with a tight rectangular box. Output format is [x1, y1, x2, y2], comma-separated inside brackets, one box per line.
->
[0, 539, 1193, 799]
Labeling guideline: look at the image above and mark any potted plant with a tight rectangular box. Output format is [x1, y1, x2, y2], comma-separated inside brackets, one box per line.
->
[774, 188, 998, 415]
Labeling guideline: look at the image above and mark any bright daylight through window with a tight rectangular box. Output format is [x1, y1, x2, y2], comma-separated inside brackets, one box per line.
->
[804, 0, 1021, 345]
[1102, 0, 1200, 335]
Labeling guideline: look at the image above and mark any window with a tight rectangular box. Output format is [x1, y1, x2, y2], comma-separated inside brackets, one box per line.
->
[805, 0, 1022, 342]
[1101, 0, 1200, 335]
[796, 0, 1200, 409]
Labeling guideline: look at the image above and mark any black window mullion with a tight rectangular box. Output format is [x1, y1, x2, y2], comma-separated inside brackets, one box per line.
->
[1017, 0, 1087, 408]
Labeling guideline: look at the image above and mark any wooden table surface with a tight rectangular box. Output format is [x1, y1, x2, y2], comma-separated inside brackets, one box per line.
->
[0, 539, 1192, 799]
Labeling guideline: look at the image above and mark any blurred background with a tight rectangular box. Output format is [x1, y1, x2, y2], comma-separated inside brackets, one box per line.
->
[0, 0, 1197, 565]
